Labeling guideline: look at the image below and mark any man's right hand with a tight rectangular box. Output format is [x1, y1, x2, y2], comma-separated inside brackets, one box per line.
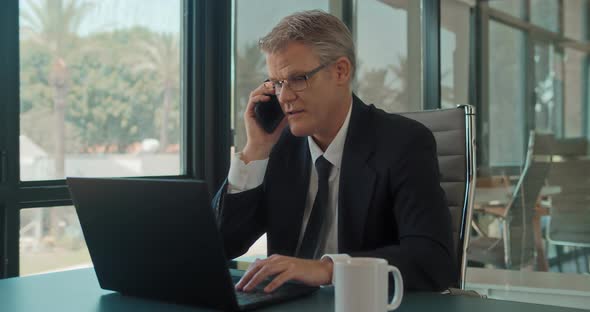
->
[241, 82, 288, 164]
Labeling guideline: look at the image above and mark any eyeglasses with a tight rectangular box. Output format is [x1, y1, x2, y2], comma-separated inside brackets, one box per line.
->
[266, 63, 330, 95]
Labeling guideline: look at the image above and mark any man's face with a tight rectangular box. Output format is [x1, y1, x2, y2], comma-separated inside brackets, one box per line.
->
[266, 42, 341, 137]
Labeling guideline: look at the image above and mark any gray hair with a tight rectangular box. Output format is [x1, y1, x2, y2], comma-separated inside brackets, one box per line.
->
[258, 10, 356, 77]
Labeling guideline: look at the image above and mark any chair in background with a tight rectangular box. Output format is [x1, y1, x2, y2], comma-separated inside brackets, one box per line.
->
[551, 138, 588, 159]
[546, 159, 590, 273]
[468, 131, 553, 270]
[400, 105, 476, 289]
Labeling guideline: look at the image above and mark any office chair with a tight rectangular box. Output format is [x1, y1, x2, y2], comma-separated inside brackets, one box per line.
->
[400, 105, 476, 289]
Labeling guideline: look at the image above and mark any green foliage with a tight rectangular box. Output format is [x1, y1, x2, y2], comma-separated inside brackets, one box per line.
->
[233, 42, 267, 150]
[20, 25, 181, 153]
[356, 55, 409, 113]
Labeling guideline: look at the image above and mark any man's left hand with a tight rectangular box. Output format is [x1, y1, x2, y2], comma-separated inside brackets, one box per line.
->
[235, 255, 333, 293]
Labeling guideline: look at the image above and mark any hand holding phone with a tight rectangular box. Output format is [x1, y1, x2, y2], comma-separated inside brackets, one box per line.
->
[240, 83, 286, 164]
[254, 94, 285, 133]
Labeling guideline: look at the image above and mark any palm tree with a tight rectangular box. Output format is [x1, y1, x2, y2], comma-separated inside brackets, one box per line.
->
[355, 55, 410, 113]
[388, 55, 409, 111]
[133, 33, 180, 151]
[20, 0, 93, 178]
[357, 67, 395, 109]
[20, 0, 92, 244]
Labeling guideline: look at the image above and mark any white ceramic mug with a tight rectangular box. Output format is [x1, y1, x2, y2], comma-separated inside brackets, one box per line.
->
[333, 257, 403, 312]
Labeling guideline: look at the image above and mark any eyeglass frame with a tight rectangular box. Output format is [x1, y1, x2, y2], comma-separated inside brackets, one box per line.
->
[265, 62, 332, 95]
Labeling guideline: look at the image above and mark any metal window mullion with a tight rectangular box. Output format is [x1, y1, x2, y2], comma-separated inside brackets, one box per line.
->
[524, 25, 534, 157]
[342, 0, 354, 32]
[477, 2, 490, 169]
[1, 0, 20, 278]
[583, 55, 589, 141]
[196, 0, 232, 193]
[423, 0, 441, 110]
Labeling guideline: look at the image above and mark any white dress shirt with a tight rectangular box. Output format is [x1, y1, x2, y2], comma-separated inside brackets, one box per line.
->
[227, 101, 353, 256]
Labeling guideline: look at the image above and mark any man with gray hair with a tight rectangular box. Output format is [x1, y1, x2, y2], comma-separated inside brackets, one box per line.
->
[213, 10, 455, 293]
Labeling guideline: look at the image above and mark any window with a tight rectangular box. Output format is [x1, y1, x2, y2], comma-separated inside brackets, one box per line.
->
[19, 0, 183, 181]
[441, 0, 472, 109]
[19, 206, 91, 276]
[488, 21, 526, 166]
[1, 0, 200, 278]
[563, 48, 585, 138]
[472, 3, 590, 309]
[530, 0, 560, 33]
[489, 0, 526, 18]
[563, 0, 587, 41]
[533, 42, 561, 135]
[354, 0, 421, 113]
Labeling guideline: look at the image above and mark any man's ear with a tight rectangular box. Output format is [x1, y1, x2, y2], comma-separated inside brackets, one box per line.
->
[333, 56, 352, 86]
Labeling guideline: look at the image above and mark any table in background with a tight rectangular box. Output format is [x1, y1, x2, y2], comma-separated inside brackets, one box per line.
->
[473, 185, 562, 271]
[0, 268, 585, 312]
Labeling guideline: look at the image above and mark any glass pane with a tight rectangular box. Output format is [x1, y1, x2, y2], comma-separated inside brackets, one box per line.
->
[531, 0, 560, 33]
[20, 206, 91, 276]
[533, 42, 561, 135]
[563, 0, 587, 41]
[232, 0, 330, 152]
[355, 0, 421, 113]
[232, 0, 331, 257]
[488, 22, 526, 166]
[488, 0, 526, 19]
[19, 1, 183, 181]
[441, 0, 471, 109]
[563, 49, 585, 138]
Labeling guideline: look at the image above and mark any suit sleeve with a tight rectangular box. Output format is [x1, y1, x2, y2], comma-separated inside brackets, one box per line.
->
[212, 179, 267, 260]
[349, 125, 457, 291]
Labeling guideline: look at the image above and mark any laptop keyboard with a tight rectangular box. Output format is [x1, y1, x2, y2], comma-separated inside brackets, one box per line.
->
[233, 276, 278, 304]
[235, 288, 277, 304]
[231, 276, 314, 306]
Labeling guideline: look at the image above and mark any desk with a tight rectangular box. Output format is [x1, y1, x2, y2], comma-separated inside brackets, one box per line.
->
[0, 269, 584, 311]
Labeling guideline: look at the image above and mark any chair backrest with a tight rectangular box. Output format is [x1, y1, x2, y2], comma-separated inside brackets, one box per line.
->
[546, 158, 590, 246]
[503, 131, 553, 269]
[399, 105, 476, 289]
[552, 137, 588, 158]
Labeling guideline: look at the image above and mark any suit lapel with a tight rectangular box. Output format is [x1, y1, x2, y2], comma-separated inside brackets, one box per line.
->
[338, 95, 377, 253]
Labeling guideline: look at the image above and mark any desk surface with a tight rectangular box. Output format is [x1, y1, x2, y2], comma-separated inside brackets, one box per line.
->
[0, 268, 584, 312]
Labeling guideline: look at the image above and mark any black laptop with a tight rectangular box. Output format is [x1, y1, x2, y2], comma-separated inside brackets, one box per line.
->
[67, 177, 318, 311]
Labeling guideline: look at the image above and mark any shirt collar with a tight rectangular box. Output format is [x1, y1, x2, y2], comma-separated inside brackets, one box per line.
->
[308, 100, 353, 169]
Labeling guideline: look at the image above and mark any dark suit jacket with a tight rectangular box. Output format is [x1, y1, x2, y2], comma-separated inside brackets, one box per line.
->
[212, 95, 456, 291]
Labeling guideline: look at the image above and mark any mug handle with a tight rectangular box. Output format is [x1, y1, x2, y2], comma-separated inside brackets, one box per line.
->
[386, 265, 404, 311]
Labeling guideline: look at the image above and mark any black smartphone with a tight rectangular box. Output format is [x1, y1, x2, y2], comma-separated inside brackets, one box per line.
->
[254, 94, 285, 133]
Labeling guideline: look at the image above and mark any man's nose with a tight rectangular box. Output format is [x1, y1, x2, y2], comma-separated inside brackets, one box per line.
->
[278, 85, 297, 106]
